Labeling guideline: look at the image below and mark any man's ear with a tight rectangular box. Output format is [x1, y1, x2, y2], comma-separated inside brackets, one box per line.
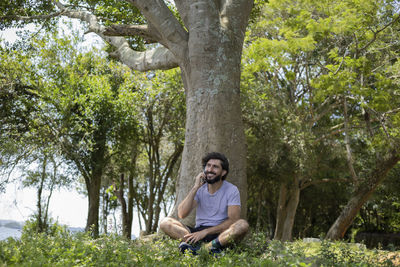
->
[222, 170, 227, 177]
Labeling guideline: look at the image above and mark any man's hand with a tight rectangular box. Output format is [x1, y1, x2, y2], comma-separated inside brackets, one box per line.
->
[177, 172, 204, 219]
[183, 230, 208, 244]
[194, 172, 206, 189]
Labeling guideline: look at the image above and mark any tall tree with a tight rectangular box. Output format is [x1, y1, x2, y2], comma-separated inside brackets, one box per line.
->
[0, 0, 254, 225]
[242, 0, 400, 240]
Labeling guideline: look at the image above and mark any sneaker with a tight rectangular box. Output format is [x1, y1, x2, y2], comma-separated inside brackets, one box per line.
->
[178, 242, 200, 255]
[209, 247, 222, 256]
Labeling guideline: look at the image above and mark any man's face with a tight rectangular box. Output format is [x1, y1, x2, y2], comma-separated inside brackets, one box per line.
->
[204, 159, 227, 184]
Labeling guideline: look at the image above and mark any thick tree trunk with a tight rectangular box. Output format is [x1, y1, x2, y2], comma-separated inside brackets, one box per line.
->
[273, 178, 300, 241]
[170, 2, 252, 225]
[326, 151, 399, 240]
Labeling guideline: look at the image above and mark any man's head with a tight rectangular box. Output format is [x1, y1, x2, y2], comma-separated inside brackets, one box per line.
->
[202, 152, 229, 184]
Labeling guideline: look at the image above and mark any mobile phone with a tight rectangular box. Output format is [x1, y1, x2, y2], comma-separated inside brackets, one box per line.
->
[202, 170, 207, 184]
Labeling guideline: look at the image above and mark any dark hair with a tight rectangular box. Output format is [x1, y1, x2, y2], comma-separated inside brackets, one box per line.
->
[202, 152, 229, 180]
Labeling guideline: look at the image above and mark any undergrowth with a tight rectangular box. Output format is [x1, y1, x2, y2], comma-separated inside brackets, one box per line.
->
[0, 225, 398, 266]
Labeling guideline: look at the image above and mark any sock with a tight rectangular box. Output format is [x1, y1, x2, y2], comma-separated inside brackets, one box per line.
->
[211, 238, 222, 249]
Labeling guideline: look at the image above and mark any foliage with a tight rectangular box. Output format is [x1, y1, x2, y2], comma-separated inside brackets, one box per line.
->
[354, 164, 400, 233]
[130, 68, 185, 233]
[0, 228, 398, 266]
[0, 30, 142, 236]
[242, 0, 400, 239]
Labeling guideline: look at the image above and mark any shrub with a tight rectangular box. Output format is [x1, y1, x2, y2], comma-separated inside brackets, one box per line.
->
[0, 227, 398, 266]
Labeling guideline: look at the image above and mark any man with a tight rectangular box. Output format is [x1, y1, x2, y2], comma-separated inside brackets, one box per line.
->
[160, 152, 249, 254]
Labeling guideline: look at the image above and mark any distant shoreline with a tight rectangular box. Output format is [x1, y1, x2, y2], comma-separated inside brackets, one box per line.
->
[0, 219, 84, 240]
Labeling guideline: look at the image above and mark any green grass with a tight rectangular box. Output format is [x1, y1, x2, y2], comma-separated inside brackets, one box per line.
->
[0, 226, 398, 266]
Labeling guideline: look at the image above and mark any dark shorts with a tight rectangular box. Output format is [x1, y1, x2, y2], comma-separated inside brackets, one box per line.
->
[187, 225, 219, 243]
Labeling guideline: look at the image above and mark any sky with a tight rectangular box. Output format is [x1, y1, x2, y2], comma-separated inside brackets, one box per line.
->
[0, 21, 146, 237]
[0, 181, 88, 228]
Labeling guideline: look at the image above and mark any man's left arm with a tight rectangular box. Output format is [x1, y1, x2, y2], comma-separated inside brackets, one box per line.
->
[184, 205, 240, 243]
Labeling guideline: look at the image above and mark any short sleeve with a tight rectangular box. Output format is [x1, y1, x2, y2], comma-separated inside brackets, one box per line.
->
[227, 186, 241, 206]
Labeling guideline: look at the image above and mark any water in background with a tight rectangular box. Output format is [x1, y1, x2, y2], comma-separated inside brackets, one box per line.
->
[0, 220, 85, 240]
[0, 226, 22, 240]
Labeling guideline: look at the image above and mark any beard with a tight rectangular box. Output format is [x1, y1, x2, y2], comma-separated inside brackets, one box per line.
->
[205, 171, 222, 184]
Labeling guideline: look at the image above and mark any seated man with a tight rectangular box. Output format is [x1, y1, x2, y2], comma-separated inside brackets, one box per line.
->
[160, 152, 249, 254]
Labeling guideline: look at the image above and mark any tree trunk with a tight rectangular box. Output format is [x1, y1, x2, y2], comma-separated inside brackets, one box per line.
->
[85, 130, 106, 236]
[86, 171, 102, 236]
[273, 178, 300, 241]
[115, 173, 134, 239]
[326, 151, 399, 240]
[101, 188, 109, 234]
[37, 156, 47, 233]
[127, 173, 134, 238]
[171, 3, 252, 225]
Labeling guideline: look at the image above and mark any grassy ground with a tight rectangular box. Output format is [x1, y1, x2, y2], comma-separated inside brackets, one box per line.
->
[0, 226, 399, 266]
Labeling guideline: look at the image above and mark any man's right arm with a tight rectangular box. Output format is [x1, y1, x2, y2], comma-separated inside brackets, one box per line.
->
[177, 172, 204, 219]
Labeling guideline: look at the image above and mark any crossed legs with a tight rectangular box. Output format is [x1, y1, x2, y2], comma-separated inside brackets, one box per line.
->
[159, 217, 249, 247]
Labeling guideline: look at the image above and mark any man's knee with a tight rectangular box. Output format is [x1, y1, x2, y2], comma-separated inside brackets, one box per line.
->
[233, 219, 249, 235]
[159, 217, 174, 232]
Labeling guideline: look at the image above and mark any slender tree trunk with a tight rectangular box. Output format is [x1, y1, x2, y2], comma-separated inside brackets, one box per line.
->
[274, 178, 300, 241]
[86, 171, 102, 236]
[127, 173, 134, 238]
[37, 156, 47, 233]
[85, 125, 107, 236]
[115, 173, 133, 239]
[44, 173, 55, 229]
[326, 151, 399, 240]
[102, 189, 109, 235]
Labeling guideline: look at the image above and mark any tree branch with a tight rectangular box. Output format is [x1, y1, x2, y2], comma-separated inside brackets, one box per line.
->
[359, 14, 400, 52]
[102, 24, 159, 43]
[343, 96, 359, 184]
[125, 0, 188, 59]
[0, 12, 63, 21]
[172, 0, 190, 29]
[54, 1, 179, 71]
[301, 177, 350, 190]
[219, 0, 253, 36]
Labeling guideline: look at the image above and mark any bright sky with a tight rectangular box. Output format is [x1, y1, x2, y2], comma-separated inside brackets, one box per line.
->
[0, 181, 88, 228]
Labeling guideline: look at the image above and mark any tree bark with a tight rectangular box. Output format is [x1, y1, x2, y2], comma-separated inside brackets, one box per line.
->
[37, 155, 47, 233]
[170, 1, 253, 225]
[273, 178, 300, 241]
[326, 151, 399, 240]
[86, 171, 102, 236]
[115, 173, 133, 239]
[85, 126, 107, 236]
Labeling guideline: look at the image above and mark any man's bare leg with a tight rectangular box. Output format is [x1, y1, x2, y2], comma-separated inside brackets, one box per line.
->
[159, 217, 190, 240]
[204, 219, 249, 249]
